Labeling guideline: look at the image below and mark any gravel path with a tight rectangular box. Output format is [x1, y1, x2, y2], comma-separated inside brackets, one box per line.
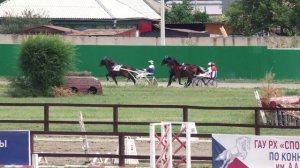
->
[101, 80, 300, 89]
[2, 77, 300, 89]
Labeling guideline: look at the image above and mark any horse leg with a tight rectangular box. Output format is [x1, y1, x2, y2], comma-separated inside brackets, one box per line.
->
[128, 74, 136, 85]
[184, 78, 190, 88]
[187, 77, 192, 86]
[111, 76, 118, 85]
[178, 77, 183, 85]
[167, 74, 174, 87]
[106, 74, 110, 81]
[175, 72, 183, 85]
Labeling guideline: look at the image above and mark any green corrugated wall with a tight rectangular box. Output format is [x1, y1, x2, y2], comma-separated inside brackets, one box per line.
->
[1, 44, 300, 80]
[266, 49, 300, 79]
[0, 44, 19, 76]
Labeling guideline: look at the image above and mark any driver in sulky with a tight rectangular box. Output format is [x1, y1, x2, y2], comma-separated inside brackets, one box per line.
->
[146, 60, 155, 75]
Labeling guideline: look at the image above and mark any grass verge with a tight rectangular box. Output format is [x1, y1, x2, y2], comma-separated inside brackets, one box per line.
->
[0, 83, 299, 135]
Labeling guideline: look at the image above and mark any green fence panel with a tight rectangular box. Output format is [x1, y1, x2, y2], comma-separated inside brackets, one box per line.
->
[77, 45, 268, 79]
[266, 49, 300, 80]
[1, 44, 300, 80]
[0, 44, 20, 76]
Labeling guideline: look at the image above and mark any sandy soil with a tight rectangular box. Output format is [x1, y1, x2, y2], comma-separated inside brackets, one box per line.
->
[34, 135, 211, 167]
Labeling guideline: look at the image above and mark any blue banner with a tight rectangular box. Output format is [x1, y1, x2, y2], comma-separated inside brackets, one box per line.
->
[0, 131, 30, 165]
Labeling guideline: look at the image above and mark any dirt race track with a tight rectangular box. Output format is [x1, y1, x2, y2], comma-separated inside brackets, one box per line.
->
[102, 80, 300, 89]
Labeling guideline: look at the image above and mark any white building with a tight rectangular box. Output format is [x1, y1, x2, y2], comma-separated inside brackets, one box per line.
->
[0, 0, 160, 20]
[0, 0, 161, 33]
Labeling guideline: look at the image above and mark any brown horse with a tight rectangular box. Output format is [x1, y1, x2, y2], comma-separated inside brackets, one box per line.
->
[99, 57, 137, 85]
[161, 56, 205, 87]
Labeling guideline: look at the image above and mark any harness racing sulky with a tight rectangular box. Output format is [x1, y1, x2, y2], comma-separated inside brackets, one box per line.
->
[191, 62, 218, 88]
[161, 56, 205, 87]
[100, 57, 158, 86]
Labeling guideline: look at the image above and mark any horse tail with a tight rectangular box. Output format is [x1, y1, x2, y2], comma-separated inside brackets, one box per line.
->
[129, 72, 136, 84]
[124, 66, 136, 84]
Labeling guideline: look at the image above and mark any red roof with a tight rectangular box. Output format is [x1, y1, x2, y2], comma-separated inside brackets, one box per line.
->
[24, 25, 81, 34]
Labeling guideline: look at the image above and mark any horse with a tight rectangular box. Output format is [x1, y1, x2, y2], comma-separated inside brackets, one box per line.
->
[99, 57, 137, 85]
[215, 136, 251, 168]
[161, 56, 205, 87]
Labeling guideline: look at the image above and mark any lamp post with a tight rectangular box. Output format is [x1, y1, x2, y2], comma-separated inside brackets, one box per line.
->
[160, 0, 165, 46]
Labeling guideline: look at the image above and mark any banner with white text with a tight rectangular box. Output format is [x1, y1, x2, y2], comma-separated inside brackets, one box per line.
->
[0, 131, 31, 165]
[212, 134, 300, 168]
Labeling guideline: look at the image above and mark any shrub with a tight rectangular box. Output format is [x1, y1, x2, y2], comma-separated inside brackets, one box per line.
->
[8, 35, 76, 97]
[260, 72, 281, 105]
[7, 76, 36, 97]
[51, 86, 74, 97]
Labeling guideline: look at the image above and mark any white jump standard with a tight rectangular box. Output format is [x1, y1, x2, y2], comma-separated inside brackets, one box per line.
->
[150, 122, 193, 168]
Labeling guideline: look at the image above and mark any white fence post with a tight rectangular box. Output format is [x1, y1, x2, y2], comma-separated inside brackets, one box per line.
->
[150, 122, 193, 168]
[32, 154, 39, 168]
[254, 90, 267, 125]
[186, 123, 191, 168]
[150, 124, 156, 168]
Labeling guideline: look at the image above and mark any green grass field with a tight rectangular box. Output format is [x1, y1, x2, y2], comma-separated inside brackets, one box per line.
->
[0, 82, 299, 135]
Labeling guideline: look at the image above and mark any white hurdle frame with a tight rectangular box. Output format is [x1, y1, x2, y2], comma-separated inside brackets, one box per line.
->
[150, 122, 192, 168]
[78, 112, 91, 163]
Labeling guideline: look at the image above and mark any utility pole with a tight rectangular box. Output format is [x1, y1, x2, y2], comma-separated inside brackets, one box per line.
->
[160, 0, 165, 46]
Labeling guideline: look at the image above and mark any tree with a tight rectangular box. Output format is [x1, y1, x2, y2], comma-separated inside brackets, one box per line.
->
[290, 1, 300, 34]
[166, 0, 193, 23]
[8, 35, 76, 97]
[193, 10, 209, 23]
[0, 9, 50, 34]
[165, 0, 209, 23]
[226, 0, 298, 36]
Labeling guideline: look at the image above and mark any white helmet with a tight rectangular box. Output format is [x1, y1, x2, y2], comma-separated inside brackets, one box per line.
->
[208, 62, 212, 66]
[148, 60, 154, 65]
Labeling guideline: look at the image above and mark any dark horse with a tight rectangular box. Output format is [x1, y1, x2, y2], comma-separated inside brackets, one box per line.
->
[161, 56, 205, 87]
[99, 57, 137, 85]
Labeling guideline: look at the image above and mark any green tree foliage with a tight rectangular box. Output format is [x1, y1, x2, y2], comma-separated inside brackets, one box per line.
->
[165, 0, 209, 23]
[193, 10, 209, 23]
[166, 0, 193, 23]
[209, 15, 229, 24]
[0, 9, 50, 34]
[226, 0, 298, 36]
[8, 35, 76, 97]
[290, 1, 300, 34]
